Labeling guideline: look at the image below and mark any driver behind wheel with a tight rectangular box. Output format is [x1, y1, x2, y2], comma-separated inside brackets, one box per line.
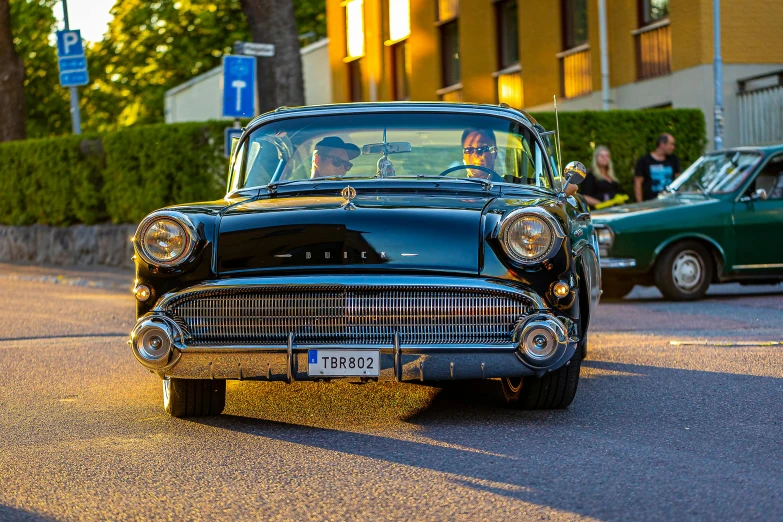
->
[462, 128, 498, 179]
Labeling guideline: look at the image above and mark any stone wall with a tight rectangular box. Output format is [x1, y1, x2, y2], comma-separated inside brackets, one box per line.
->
[0, 225, 137, 268]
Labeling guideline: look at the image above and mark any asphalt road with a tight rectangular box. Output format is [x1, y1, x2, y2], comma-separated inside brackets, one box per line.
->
[0, 262, 781, 521]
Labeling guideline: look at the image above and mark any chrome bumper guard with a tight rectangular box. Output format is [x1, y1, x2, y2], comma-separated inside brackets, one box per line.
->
[130, 276, 578, 381]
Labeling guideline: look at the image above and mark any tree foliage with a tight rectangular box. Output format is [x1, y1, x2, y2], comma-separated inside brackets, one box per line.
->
[86, 0, 251, 129]
[9, 0, 68, 138]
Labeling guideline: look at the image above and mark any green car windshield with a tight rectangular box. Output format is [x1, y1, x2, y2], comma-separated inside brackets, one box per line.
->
[228, 112, 559, 192]
[667, 151, 761, 195]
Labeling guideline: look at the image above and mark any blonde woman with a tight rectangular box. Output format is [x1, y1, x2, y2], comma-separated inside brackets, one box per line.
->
[580, 145, 621, 208]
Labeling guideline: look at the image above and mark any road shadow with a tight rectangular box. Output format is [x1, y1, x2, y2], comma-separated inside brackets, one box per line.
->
[0, 505, 57, 522]
[192, 361, 783, 520]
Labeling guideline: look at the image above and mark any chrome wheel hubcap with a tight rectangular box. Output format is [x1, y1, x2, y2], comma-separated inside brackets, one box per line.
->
[672, 251, 704, 291]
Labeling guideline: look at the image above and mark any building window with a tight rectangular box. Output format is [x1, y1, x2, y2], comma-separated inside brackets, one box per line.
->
[390, 41, 410, 100]
[388, 0, 411, 42]
[439, 20, 460, 88]
[562, 0, 588, 50]
[634, 0, 670, 80]
[495, 0, 519, 70]
[437, 0, 459, 22]
[639, 0, 669, 26]
[343, 0, 365, 60]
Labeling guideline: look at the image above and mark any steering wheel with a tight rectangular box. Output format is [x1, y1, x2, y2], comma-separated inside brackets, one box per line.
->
[438, 164, 504, 182]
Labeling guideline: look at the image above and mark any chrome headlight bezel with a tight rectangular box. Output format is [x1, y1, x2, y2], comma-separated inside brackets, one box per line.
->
[499, 208, 566, 266]
[134, 211, 197, 267]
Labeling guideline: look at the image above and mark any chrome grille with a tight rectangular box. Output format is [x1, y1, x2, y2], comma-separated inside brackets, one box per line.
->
[165, 286, 532, 346]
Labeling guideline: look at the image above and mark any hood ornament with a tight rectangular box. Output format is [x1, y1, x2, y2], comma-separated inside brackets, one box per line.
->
[341, 185, 357, 210]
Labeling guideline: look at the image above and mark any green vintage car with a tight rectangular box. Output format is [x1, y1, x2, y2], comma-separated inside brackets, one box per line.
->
[593, 144, 783, 300]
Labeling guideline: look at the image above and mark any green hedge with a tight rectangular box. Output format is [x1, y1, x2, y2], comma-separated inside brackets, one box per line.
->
[0, 110, 706, 225]
[0, 121, 228, 225]
[530, 109, 707, 195]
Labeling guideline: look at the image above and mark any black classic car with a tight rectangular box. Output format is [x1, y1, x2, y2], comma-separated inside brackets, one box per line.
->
[129, 102, 600, 417]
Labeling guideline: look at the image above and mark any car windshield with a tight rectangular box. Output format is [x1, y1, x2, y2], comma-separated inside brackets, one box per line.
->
[229, 112, 557, 192]
[666, 151, 761, 195]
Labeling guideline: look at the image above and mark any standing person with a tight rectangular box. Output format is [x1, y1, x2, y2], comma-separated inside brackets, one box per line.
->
[634, 133, 680, 202]
[580, 145, 621, 208]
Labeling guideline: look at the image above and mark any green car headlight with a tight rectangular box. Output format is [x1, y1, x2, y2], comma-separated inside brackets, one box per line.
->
[595, 226, 614, 247]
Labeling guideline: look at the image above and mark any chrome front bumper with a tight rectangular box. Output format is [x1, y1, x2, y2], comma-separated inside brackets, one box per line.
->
[600, 257, 637, 269]
[130, 275, 578, 381]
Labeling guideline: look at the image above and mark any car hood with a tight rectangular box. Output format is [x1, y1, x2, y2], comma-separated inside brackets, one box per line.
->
[216, 192, 495, 274]
[592, 195, 718, 226]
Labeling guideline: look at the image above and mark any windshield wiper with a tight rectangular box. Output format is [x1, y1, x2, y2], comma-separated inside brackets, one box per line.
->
[267, 176, 376, 191]
[693, 180, 709, 197]
[393, 175, 494, 190]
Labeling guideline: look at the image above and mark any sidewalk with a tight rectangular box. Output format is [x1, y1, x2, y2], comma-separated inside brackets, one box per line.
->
[0, 262, 134, 291]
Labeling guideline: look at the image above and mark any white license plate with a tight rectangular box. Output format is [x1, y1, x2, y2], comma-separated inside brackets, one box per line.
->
[307, 350, 380, 377]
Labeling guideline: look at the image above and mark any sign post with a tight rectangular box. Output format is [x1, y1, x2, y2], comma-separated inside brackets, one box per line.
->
[222, 55, 257, 157]
[56, 0, 87, 135]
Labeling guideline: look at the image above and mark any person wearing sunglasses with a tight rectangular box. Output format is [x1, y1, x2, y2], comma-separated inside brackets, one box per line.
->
[462, 128, 498, 179]
[311, 136, 361, 178]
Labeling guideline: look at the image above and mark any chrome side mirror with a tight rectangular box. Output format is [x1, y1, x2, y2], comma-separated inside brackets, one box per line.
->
[740, 188, 767, 203]
[564, 161, 587, 186]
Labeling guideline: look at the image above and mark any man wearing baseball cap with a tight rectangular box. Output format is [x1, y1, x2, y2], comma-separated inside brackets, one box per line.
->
[311, 136, 361, 178]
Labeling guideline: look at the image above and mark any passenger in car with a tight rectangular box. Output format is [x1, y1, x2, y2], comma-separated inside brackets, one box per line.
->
[311, 136, 361, 178]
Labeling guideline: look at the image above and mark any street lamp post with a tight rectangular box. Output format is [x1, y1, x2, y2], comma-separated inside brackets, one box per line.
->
[713, 0, 723, 150]
[61, 0, 82, 135]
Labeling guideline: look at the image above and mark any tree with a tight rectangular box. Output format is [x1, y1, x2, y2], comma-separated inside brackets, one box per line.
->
[88, 0, 251, 128]
[0, 0, 26, 141]
[294, 0, 326, 44]
[240, 0, 304, 112]
[9, 0, 70, 138]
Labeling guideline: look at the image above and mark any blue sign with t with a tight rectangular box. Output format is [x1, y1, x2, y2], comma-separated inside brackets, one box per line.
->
[56, 30, 89, 87]
[222, 55, 256, 119]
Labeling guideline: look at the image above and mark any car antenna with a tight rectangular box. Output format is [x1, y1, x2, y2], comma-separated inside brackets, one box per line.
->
[554, 95, 563, 180]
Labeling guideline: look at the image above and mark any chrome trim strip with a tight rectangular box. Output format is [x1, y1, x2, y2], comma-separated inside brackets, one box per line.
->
[600, 258, 637, 269]
[154, 275, 548, 310]
[732, 263, 783, 270]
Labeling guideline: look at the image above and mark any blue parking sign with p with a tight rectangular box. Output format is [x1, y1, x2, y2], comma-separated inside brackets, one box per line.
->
[222, 55, 256, 119]
[56, 30, 89, 87]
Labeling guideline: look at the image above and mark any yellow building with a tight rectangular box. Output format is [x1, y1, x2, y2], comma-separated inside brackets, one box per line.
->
[326, 0, 783, 148]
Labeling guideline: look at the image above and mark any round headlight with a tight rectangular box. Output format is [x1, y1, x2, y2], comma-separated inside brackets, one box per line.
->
[500, 209, 563, 265]
[136, 212, 196, 267]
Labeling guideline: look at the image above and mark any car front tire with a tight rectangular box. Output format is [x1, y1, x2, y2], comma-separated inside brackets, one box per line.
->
[501, 352, 581, 409]
[601, 278, 635, 300]
[163, 378, 226, 417]
[654, 241, 713, 301]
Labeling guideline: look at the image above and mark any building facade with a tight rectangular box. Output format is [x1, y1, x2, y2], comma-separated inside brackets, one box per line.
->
[326, 0, 783, 148]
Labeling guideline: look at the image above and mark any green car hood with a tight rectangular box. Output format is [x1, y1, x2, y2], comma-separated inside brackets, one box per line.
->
[592, 195, 722, 229]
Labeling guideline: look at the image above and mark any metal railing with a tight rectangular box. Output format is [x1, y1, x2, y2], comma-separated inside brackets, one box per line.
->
[634, 19, 671, 81]
[558, 44, 592, 99]
[739, 85, 783, 145]
[495, 64, 523, 108]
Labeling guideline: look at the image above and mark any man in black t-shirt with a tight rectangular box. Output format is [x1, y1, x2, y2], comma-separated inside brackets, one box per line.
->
[634, 133, 681, 202]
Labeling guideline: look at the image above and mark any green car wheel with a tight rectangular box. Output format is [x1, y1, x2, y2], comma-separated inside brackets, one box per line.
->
[655, 241, 713, 301]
